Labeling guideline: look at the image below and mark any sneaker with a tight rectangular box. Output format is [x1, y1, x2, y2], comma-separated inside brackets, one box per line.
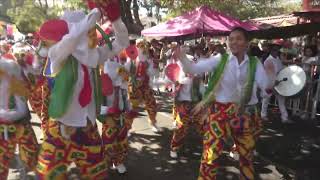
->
[170, 151, 178, 158]
[18, 168, 27, 180]
[151, 124, 161, 132]
[127, 131, 131, 137]
[116, 164, 127, 174]
[282, 119, 294, 124]
[229, 151, 239, 161]
[172, 121, 177, 129]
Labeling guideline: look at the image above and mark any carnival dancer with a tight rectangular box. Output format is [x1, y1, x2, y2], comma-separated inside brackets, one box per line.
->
[35, 5, 129, 179]
[261, 46, 292, 123]
[169, 61, 205, 158]
[176, 27, 271, 180]
[0, 55, 39, 179]
[100, 52, 136, 174]
[128, 40, 161, 132]
[14, 48, 51, 137]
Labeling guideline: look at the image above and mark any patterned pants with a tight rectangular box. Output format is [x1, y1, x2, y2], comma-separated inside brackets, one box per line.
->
[28, 79, 50, 132]
[171, 101, 204, 152]
[128, 82, 157, 124]
[102, 114, 132, 166]
[199, 102, 262, 180]
[36, 120, 108, 180]
[0, 122, 39, 178]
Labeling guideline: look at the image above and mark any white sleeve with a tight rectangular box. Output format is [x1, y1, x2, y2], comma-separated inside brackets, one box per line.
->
[97, 19, 129, 64]
[179, 54, 221, 75]
[48, 8, 101, 73]
[0, 96, 28, 121]
[178, 70, 191, 84]
[256, 60, 272, 90]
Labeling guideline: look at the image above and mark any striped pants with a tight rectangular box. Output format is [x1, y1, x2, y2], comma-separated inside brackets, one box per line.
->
[102, 114, 134, 166]
[128, 82, 157, 125]
[171, 101, 204, 152]
[199, 102, 262, 180]
[28, 79, 50, 132]
[0, 122, 38, 178]
[36, 120, 108, 180]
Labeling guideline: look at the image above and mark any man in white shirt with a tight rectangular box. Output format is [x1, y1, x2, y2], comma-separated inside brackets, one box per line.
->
[261, 46, 291, 123]
[100, 52, 137, 174]
[35, 7, 129, 179]
[0, 57, 38, 179]
[176, 27, 271, 180]
[169, 62, 206, 158]
[127, 40, 161, 132]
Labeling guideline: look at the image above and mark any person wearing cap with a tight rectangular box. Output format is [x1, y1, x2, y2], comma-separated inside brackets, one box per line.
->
[169, 61, 206, 158]
[35, 6, 129, 179]
[0, 56, 39, 179]
[261, 46, 292, 123]
[100, 51, 136, 174]
[175, 27, 271, 180]
[127, 40, 161, 132]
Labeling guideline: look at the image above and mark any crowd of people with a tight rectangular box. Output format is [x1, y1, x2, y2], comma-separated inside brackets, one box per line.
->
[0, 4, 320, 180]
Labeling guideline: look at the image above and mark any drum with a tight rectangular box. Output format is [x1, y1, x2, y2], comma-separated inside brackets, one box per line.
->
[274, 65, 306, 97]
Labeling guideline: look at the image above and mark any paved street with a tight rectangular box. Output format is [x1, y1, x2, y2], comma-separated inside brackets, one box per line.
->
[8, 92, 320, 180]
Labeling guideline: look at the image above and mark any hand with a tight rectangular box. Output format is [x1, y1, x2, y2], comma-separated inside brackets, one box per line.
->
[191, 101, 205, 116]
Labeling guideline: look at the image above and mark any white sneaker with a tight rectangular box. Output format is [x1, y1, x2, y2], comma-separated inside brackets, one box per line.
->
[151, 124, 161, 132]
[229, 151, 239, 161]
[170, 151, 178, 158]
[116, 163, 127, 174]
[127, 131, 131, 137]
[172, 121, 177, 129]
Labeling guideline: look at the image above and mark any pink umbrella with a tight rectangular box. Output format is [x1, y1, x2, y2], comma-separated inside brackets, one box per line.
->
[141, 6, 258, 37]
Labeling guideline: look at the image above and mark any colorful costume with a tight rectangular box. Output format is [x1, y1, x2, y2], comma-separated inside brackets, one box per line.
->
[35, 8, 129, 179]
[0, 56, 39, 179]
[128, 41, 159, 131]
[179, 53, 270, 180]
[170, 62, 205, 154]
[100, 55, 136, 173]
[15, 49, 50, 133]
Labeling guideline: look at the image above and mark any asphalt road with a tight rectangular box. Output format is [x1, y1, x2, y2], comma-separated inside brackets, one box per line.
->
[8, 92, 320, 180]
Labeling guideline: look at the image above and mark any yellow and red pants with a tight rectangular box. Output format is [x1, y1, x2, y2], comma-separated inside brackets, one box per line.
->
[36, 120, 107, 180]
[171, 101, 204, 152]
[199, 102, 262, 180]
[102, 113, 134, 166]
[0, 121, 39, 178]
[28, 79, 50, 132]
[128, 81, 157, 125]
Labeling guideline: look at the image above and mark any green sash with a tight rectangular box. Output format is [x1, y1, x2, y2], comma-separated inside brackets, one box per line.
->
[48, 56, 78, 118]
[48, 56, 104, 121]
[202, 54, 258, 108]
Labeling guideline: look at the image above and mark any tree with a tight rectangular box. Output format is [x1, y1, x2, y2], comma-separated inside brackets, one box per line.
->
[120, 0, 144, 34]
[160, 0, 302, 20]
[7, 0, 61, 33]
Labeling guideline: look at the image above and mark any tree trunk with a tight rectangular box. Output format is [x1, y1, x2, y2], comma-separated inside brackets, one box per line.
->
[132, 0, 143, 27]
[120, 0, 144, 35]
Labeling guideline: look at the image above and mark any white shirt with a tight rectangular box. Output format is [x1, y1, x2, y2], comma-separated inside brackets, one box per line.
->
[102, 60, 131, 114]
[264, 55, 283, 84]
[47, 9, 129, 127]
[180, 53, 270, 105]
[0, 77, 28, 122]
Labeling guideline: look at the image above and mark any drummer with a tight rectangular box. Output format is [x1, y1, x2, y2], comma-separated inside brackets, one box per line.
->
[261, 45, 292, 123]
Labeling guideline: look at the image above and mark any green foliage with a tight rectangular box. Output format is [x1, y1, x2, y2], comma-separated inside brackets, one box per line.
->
[160, 0, 302, 20]
[7, 0, 60, 33]
[7, 0, 87, 33]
